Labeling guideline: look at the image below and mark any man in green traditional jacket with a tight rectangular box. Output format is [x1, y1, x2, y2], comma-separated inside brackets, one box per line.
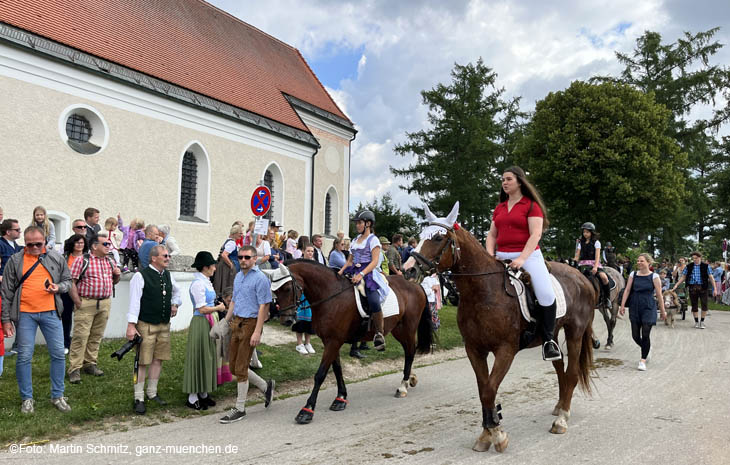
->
[126, 245, 181, 414]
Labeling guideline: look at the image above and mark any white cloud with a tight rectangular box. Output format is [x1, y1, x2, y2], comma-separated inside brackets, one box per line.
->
[210, 0, 730, 216]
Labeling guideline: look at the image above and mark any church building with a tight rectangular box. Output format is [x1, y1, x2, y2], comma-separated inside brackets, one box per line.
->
[0, 0, 355, 253]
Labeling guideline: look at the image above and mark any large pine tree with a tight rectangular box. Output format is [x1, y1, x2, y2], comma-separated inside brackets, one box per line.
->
[391, 59, 524, 238]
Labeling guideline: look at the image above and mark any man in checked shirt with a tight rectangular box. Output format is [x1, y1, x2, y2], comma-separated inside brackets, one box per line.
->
[67, 232, 120, 384]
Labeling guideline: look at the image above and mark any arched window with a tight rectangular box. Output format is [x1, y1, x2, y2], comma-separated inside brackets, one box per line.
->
[263, 169, 274, 221]
[324, 186, 339, 236]
[178, 142, 210, 223]
[261, 163, 284, 225]
[180, 152, 197, 217]
[324, 192, 332, 236]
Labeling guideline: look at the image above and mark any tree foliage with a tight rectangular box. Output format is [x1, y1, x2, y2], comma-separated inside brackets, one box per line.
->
[349, 193, 419, 241]
[593, 28, 730, 255]
[515, 81, 687, 257]
[391, 59, 524, 238]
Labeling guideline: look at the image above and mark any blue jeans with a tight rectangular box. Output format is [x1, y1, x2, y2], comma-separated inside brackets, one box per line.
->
[16, 311, 66, 399]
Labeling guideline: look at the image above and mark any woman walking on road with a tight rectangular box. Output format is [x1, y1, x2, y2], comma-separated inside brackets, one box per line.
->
[619, 253, 666, 371]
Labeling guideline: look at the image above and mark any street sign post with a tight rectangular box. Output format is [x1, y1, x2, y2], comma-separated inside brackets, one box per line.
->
[250, 185, 271, 217]
[249, 185, 272, 261]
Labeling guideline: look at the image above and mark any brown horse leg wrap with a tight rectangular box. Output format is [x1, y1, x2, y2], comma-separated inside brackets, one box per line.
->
[482, 404, 502, 428]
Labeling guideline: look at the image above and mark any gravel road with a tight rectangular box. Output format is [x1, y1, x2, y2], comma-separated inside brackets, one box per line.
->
[4, 311, 729, 465]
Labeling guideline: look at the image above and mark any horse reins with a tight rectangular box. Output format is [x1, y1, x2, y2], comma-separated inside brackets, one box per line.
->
[412, 221, 520, 298]
[271, 272, 356, 313]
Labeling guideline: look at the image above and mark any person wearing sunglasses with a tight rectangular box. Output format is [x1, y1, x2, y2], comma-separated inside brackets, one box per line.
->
[1, 225, 73, 414]
[1, 219, 23, 283]
[219, 245, 275, 424]
[67, 233, 121, 384]
[126, 245, 181, 415]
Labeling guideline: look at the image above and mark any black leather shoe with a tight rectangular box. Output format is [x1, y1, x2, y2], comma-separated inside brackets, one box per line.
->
[358, 343, 371, 351]
[134, 400, 146, 415]
[200, 396, 216, 408]
[186, 400, 206, 410]
[147, 395, 167, 406]
[349, 349, 365, 359]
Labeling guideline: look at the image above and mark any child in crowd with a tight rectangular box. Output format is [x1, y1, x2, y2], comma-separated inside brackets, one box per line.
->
[293, 245, 316, 355]
[118, 215, 145, 271]
[286, 230, 298, 256]
[660, 270, 670, 291]
[104, 217, 122, 266]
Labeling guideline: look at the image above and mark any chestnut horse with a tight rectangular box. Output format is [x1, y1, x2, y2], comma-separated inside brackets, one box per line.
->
[403, 203, 595, 453]
[266, 260, 432, 424]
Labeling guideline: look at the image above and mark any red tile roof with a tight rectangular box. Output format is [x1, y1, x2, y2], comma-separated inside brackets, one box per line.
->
[0, 0, 350, 133]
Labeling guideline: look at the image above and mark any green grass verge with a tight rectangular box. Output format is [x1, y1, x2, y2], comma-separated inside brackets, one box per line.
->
[708, 301, 729, 311]
[0, 306, 461, 446]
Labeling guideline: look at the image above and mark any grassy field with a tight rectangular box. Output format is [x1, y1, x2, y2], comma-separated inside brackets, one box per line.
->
[0, 305, 461, 446]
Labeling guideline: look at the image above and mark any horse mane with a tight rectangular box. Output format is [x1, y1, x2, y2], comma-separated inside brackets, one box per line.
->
[282, 258, 347, 281]
[454, 227, 500, 268]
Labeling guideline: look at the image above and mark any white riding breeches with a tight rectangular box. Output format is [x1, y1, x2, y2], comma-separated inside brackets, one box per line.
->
[496, 248, 556, 306]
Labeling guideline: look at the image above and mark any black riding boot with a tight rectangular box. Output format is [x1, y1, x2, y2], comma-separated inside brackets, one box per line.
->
[349, 343, 365, 359]
[539, 301, 561, 361]
[601, 280, 612, 308]
[372, 312, 386, 351]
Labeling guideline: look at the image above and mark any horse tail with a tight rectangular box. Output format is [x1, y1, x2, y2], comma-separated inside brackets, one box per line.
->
[578, 323, 595, 395]
[416, 300, 434, 354]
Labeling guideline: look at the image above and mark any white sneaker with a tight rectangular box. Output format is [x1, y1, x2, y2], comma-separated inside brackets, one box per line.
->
[637, 360, 647, 371]
[295, 344, 308, 355]
[694, 322, 700, 328]
[64, 348, 69, 356]
[699, 321, 706, 329]
[304, 343, 315, 354]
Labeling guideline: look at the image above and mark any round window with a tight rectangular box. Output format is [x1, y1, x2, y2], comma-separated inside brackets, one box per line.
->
[58, 105, 109, 155]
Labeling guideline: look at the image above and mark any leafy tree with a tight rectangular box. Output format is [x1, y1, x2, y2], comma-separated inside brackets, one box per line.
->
[515, 81, 687, 257]
[349, 193, 419, 242]
[391, 59, 525, 238]
[593, 28, 730, 252]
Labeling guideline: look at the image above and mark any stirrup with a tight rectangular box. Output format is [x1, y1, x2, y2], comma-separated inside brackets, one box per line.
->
[542, 340, 561, 361]
[373, 332, 385, 351]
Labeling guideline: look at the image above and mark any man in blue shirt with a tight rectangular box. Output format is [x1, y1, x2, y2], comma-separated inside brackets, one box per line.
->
[219, 245, 275, 424]
[672, 251, 718, 328]
[137, 225, 160, 269]
[711, 261, 724, 303]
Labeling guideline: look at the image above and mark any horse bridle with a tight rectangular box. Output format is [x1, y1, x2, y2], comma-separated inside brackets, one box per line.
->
[409, 221, 461, 276]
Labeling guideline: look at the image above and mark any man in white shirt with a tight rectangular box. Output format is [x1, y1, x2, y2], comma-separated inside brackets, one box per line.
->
[126, 245, 181, 414]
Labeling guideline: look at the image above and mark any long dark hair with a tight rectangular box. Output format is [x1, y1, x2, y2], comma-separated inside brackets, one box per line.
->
[499, 166, 550, 230]
[63, 233, 88, 256]
[579, 229, 600, 245]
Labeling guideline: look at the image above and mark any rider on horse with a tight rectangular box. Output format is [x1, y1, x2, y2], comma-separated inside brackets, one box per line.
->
[485, 166, 561, 362]
[574, 223, 612, 308]
[338, 210, 388, 351]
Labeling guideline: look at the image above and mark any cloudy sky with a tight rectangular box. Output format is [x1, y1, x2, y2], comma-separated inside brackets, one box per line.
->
[209, 0, 729, 216]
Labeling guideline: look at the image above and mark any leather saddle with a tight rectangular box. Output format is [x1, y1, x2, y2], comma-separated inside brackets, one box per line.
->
[343, 273, 372, 343]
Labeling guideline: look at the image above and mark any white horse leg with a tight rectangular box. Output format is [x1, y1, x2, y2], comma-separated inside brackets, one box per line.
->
[489, 426, 509, 452]
[550, 408, 571, 434]
[395, 379, 409, 398]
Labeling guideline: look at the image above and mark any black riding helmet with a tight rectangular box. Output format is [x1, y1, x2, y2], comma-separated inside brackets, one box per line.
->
[581, 222, 596, 232]
[352, 210, 376, 225]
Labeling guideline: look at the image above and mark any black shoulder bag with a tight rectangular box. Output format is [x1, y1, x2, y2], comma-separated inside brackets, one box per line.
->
[18, 253, 47, 286]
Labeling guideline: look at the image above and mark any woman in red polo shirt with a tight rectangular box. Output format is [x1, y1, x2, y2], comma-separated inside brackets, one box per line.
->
[485, 166, 560, 361]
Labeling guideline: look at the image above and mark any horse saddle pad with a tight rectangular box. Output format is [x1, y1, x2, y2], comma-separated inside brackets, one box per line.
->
[354, 286, 399, 319]
[510, 274, 567, 323]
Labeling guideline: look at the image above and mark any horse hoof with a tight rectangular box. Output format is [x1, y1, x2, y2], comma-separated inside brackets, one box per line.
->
[408, 374, 418, 387]
[550, 423, 568, 434]
[592, 339, 601, 350]
[394, 389, 407, 398]
[492, 432, 509, 453]
[295, 408, 314, 424]
[472, 429, 492, 452]
[329, 398, 348, 411]
[472, 439, 491, 452]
